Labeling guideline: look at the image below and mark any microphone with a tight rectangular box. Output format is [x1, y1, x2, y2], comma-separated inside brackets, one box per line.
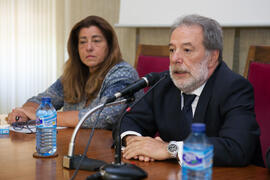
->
[106, 72, 160, 103]
[88, 73, 168, 180]
[64, 73, 161, 176]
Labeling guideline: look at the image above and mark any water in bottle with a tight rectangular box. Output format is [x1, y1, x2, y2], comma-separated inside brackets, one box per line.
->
[36, 97, 57, 156]
[182, 123, 213, 180]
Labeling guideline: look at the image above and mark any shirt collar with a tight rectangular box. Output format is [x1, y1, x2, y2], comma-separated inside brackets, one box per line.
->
[181, 82, 206, 97]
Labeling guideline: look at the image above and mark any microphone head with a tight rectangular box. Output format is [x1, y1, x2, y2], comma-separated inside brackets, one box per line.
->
[145, 72, 161, 86]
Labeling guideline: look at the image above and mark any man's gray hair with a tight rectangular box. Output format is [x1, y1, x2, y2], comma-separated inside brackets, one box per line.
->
[171, 14, 223, 62]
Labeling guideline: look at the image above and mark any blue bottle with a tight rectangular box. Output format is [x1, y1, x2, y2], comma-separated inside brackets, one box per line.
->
[182, 123, 213, 180]
[36, 97, 57, 156]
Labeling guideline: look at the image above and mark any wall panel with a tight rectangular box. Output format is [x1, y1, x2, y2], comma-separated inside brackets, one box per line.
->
[139, 28, 170, 45]
[222, 28, 235, 70]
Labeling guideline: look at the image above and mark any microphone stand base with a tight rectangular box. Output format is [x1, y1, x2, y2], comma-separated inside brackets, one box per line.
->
[63, 154, 107, 171]
[99, 163, 147, 180]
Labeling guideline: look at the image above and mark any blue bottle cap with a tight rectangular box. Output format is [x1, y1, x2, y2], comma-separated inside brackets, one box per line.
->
[191, 123, 205, 133]
[41, 97, 51, 103]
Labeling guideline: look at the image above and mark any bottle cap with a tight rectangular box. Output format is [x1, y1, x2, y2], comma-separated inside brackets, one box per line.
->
[191, 123, 205, 133]
[41, 97, 51, 103]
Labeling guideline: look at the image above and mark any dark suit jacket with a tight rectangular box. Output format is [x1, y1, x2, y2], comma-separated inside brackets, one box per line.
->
[121, 61, 263, 166]
[266, 147, 270, 169]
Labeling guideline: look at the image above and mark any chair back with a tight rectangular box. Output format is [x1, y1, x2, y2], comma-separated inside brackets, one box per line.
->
[244, 45, 270, 78]
[135, 44, 170, 78]
[248, 61, 270, 166]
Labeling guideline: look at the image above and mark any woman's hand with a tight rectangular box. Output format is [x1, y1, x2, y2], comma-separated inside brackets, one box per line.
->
[7, 108, 30, 124]
[7, 102, 39, 124]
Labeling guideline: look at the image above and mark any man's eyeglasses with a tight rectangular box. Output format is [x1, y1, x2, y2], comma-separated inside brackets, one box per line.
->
[11, 120, 36, 134]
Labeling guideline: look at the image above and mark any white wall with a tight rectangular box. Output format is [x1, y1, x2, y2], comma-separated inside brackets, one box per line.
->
[118, 0, 270, 27]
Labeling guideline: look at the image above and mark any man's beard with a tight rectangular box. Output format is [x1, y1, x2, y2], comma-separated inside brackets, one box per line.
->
[169, 56, 209, 93]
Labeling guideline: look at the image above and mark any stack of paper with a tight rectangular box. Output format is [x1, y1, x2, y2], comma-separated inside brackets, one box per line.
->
[0, 114, 9, 134]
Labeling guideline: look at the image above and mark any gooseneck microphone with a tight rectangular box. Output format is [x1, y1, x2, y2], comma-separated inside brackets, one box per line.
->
[64, 72, 163, 180]
[106, 72, 160, 103]
[87, 73, 168, 180]
[63, 99, 128, 172]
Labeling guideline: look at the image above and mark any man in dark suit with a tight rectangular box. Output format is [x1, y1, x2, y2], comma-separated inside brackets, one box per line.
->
[120, 14, 263, 166]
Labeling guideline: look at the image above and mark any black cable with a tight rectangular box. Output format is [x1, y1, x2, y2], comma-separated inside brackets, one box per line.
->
[86, 172, 102, 180]
[112, 102, 133, 163]
[70, 102, 106, 180]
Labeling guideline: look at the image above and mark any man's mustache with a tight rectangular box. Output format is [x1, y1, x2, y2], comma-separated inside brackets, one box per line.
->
[170, 65, 190, 74]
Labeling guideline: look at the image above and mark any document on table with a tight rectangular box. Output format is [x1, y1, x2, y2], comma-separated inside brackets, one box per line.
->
[9, 126, 67, 134]
[0, 114, 8, 125]
[0, 114, 9, 134]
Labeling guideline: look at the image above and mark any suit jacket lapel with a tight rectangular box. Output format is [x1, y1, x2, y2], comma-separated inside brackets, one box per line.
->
[193, 83, 212, 123]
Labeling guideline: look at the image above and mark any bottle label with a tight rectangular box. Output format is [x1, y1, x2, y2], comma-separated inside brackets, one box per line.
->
[182, 145, 213, 170]
[36, 112, 57, 128]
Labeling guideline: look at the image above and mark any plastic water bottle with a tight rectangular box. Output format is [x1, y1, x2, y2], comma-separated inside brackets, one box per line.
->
[36, 97, 57, 156]
[182, 123, 213, 180]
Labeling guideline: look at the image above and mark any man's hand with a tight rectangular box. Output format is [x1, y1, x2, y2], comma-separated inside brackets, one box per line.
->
[123, 136, 171, 162]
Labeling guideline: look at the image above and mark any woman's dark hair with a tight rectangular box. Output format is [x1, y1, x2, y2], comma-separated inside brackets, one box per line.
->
[62, 15, 122, 104]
